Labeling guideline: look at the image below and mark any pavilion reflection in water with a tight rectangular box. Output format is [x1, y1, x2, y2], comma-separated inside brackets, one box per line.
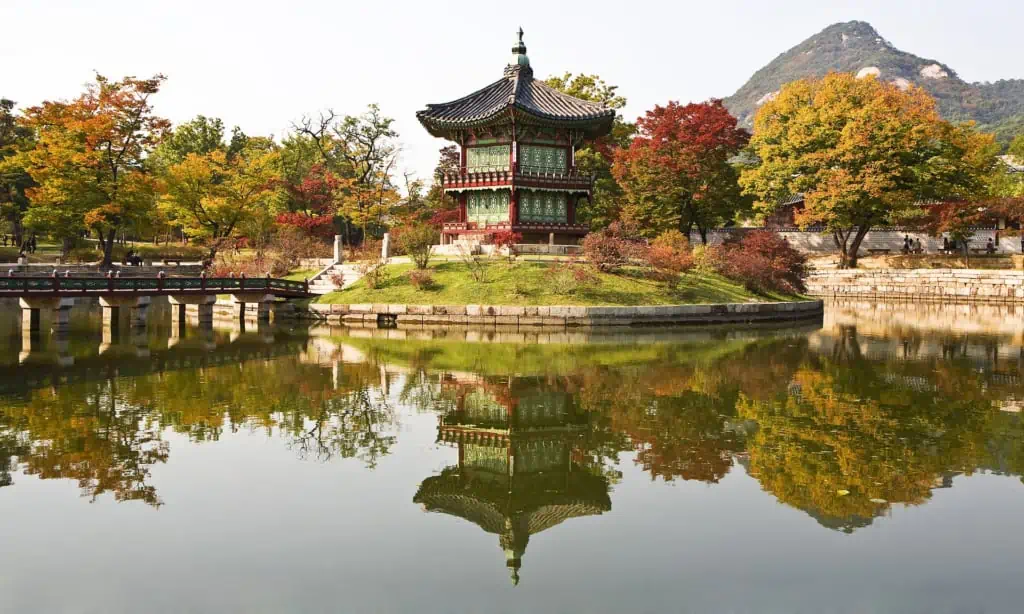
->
[414, 375, 610, 585]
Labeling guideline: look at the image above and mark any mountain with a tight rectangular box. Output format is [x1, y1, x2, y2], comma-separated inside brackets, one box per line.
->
[723, 21, 1024, 144]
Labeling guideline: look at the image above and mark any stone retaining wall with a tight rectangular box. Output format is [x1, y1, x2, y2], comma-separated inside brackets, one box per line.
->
[299, 300, 823, 328]
[691, 228, 1018, 255]
[806, 269, 1024, 302]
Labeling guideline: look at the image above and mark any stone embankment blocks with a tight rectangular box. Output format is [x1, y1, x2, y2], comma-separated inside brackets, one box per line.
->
[299, 300, 823, 328]
[805, 269, 1024, 302]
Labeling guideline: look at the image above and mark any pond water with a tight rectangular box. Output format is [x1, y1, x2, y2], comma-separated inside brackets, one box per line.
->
[2, 301, 1024, 613]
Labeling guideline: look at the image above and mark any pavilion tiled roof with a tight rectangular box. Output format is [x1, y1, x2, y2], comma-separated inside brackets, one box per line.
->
[417, 31, 615, 139]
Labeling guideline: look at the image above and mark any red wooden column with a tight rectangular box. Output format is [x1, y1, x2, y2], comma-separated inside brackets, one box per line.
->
[568, 195, 576, 225]
[459, 193, 467, 223]
[509, 136, 518, 225]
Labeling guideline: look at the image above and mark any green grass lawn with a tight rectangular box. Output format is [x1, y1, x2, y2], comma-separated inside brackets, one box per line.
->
[315, 260, 800, 306]
[337, 334, 764, 375]
[283, 268, 320, 281]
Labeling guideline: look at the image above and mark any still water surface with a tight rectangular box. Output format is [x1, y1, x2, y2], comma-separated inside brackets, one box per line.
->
[2, 301, 1024, 613]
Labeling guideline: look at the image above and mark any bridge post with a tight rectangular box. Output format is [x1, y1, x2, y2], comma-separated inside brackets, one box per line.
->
[52, 299, 74, 332]
[100, 296, 150, 330]
[54, 333, 73, 367]
[230, 293, 274, 323]
[19, 297, 74, 333]
[20, 305, 40, 333]
[18, 326, 38, 364]
[171, 295, 216, 330]
[131, 329, 150, 358]
[130, 296, 151, 328]
[170, 302, 186, 337]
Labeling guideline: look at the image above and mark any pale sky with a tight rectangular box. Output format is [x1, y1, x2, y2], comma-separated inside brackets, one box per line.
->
[3, 0, 1022, 187]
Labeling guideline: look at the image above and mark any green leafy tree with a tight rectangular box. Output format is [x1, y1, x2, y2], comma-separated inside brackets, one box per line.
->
[159, 139, 280, 259]
[151, 115, 227, 170]
[0, 98, 35, 246]
[292, 104, 401, 243]
[544, 73, 634, 229]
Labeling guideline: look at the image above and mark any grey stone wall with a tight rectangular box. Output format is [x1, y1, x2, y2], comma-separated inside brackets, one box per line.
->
[806, 269, 1024, 302]
[690, 229, 1020, 255]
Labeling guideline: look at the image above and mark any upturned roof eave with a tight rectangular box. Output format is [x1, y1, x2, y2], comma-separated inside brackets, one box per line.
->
[417, 104, 614, 140]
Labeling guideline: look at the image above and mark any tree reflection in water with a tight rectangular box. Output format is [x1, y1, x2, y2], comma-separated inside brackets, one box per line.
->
[1, 323, 1023, 536]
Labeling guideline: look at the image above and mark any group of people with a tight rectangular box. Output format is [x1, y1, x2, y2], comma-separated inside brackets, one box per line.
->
[900, 235, 1001, 255]
[121, 249, 144, 266]
[902, 236, 924, 254]
[2, 235, 37, 254]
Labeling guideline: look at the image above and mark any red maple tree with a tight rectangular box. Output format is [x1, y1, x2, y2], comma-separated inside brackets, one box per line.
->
[613, 100, 749, 242]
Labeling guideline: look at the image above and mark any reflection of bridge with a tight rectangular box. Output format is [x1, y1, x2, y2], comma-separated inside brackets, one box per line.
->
[1, 327, 309, 394]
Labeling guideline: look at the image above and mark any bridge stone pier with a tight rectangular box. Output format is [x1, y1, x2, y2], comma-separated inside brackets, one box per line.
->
[230, 293, 276, 323]
[19, 297, 75, 333]
[99, 296, 151, 330]
[169, 295, 217, 331]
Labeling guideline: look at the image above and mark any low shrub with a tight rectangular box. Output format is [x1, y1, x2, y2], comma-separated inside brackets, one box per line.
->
[719, 231, 807, 294]
[210, 253, 270, 278]
[582, 221, 647, 272]
[358, 259, 390, 289]
[407, 268, 435, 290]
[492, 230, 523, 262]
[544, 260, 600, 296]
[691, 244, 725, 276]
[456, 244, 488, 283]
[394, 223, 437, 269]
[646, 230, 693, 283]
[651, 229, 690, 253]
[646, 245, 694, 282]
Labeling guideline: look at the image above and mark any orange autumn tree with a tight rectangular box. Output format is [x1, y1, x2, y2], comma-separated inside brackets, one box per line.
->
[20, 74, 170, 265]
[740, 73, 996, 268]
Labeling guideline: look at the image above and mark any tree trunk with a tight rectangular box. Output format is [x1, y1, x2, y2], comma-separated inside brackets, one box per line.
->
[839, 226, 872, 270]
[12, 218, 24, 247]
[678, 219, 695, 243]
[697, 224, 708, 245]
[100, 230, 117, 268]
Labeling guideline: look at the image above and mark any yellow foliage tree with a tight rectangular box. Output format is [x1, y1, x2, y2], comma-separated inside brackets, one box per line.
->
[159, 141, 280, 259]
[740, 73, 997, 268]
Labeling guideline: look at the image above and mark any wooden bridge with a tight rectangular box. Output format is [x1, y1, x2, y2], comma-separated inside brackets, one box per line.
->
[1, 275, 311, 333]
[0, 275, 310, 299]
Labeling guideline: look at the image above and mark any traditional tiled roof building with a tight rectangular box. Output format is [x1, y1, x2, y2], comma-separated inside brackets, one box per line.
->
[417, 28, 615, 245]
[413, 375, 611, 585]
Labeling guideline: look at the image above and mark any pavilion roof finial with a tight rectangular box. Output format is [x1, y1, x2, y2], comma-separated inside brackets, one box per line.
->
[510, 26, 529, 68]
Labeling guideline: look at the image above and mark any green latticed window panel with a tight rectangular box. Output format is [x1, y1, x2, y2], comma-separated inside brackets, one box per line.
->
[466, 145, 510, 171]
[467, 190, 510, 225]
[464, 444, 509, 474]
[519, 190, 567, 223]
[520, 145, 567, 173]
[463, 390, 509, 426]
[512, 440, 567, 473]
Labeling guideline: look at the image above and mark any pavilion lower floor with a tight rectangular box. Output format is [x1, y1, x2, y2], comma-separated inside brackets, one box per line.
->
[443, 188, 589, 245]
[440, 223, 588, 246]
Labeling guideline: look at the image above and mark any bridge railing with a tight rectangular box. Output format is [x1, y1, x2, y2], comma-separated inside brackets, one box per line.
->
[0, 276, 310, 296]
